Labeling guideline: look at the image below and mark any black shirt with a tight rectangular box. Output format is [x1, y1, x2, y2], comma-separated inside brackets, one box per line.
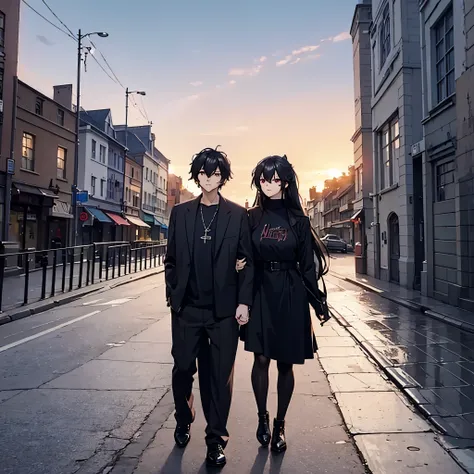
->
[184, 203, 219, 308]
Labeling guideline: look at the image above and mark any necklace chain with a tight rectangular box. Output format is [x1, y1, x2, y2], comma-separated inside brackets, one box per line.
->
[201, 204, 219, 232]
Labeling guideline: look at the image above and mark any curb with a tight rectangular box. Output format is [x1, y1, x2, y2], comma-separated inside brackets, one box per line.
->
[332, 273, 474, 334]
[0, 268, 164, 327]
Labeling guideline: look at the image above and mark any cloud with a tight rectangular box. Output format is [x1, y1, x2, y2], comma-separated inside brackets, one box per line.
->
[37, 35, 54, 46]
[187, 94, 200, 101]
[257, 56, 267, 63]
[332, 31, 351, 42]
[290, 57, 301, 65]
[276, 55, 292, 67]
[228, 65, 263, 77]
[229, 80, 236, 85]
[190, 81, 203, 87]
[292, 45, 319, 56]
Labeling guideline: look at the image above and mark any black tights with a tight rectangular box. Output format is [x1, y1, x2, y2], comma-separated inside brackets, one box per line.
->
[251, 354, 295, 421]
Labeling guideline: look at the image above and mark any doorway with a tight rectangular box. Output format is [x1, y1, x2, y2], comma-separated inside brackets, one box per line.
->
[388, 213, 400, 283]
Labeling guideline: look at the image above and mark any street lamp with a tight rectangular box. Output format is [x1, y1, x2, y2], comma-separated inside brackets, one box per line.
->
[72, 29, 109, 246]
[122, 88, 146, 214]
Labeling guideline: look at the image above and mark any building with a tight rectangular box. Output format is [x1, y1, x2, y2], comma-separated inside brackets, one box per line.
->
[454, 0, 474, 310]
[350, 0, 375, 275]
[0, 0, 21, 242]
[78, 108, 128, 244]
[168, 174, 182, 209]
[124, 154, 148, 241]
[116, 125, 167, 241]
[154, 146, 170, 237]
[180, 187, 196, 203]
[307, 187, 323, 236]
[334, 182, 355, 245]
[8, 81, 75, 250]
[368, 0, 423, 286]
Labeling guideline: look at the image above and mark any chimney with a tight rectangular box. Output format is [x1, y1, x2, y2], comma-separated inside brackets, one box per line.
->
[53, 84, 73, 110]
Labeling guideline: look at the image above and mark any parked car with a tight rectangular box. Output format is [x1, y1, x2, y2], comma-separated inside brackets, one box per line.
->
[321, 234, 348, 253]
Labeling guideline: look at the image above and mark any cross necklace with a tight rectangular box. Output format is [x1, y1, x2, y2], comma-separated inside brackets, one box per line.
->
[200, 204, 219, 244]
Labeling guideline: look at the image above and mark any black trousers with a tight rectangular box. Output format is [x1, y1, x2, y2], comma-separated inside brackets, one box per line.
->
[171, 306, 239, 447]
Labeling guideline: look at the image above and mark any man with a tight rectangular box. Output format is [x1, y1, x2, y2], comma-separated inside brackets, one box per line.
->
[164, 147, 253, 467]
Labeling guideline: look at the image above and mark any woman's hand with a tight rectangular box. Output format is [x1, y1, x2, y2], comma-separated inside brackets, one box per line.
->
[235, 258, 246, 272]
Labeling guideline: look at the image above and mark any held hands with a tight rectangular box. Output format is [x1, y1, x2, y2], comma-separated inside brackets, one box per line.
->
[235, 258, 246, 272]
[235, 304, 249, 326]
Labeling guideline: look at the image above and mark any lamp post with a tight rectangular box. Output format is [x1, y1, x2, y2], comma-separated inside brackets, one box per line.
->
[72, 29, 109, 246]
[122, 88, 146, 215]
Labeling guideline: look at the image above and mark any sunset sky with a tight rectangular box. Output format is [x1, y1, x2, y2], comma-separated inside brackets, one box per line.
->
[18, 0, 358, 205]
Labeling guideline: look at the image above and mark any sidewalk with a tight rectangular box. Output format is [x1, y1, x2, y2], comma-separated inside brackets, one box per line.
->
[108, 313, 461, 474]
[329, 255, 474, 333]
[326, 274, 474, 472]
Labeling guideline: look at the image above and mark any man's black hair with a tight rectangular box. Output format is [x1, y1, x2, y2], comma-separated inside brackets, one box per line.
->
[189, 146, 233, 188]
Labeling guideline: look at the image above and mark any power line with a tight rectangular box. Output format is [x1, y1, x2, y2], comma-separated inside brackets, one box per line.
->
[41, 0, 76, 39]
[89, 40, 125, 88]
[21, 0, 75, 40]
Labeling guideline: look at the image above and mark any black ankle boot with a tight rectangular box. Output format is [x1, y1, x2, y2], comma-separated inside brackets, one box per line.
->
[271, 418, 287, 453]
[256, 411, 271, 446]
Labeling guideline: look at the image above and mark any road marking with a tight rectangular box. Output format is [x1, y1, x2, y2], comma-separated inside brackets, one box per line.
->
[82, 299, 104, 306]
[0, 311, 101, 354]
[95, 298, 132, 306]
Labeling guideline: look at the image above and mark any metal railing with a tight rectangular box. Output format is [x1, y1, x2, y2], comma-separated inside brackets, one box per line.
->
[0, 241, 166, 313]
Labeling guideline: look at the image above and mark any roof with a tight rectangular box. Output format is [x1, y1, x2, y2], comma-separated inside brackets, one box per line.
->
[81, 109, 110, 131]
[335, 183, 355, 199]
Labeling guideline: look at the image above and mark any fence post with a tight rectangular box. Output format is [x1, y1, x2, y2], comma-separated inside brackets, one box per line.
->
[51, 249, 57, 297]
[112, 247, 116, 280]
[78, 246, 84, 289]
[23, 256, 30, 306]
[86, 246, 91, 287]
[134, 248, 138, 273]
[91, 244, 96, 284]
[40, 252, 48, 300]
[69, 248, 74, 291]
[118, 246, 122, 278]
[105, 247, 110, 281]
[99, 245, 104, 281]
[0, 255, 5, 312]
[62, 249, 67, 292]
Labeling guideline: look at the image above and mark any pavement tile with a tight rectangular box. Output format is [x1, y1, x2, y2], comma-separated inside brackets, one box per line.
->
[430, 416, 474, 438]
[376, 345, 438, 366]
[42, 359, 171, 390]
[328, 373, 394, 392]
[335, 391, 431, 434]
[317, 336, 356, 347]
[0, 390, 22, 404]
[398, 363, 470, 388]
[317, 346, 365, 358]
[97, 341, 173, 364]
[353, 433, 465, 474]
[319, 356, 377, 374]
[134, 391, 365, 474]
[449, 448, 474, 474]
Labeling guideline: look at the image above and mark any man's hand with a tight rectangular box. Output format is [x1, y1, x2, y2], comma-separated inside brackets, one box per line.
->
[235, 304, 249, 326]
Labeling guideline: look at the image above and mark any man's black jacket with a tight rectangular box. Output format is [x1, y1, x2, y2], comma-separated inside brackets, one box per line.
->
[164, 195, 254, 318]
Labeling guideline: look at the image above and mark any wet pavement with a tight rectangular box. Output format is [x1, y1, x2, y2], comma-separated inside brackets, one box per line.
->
[326, 272, 474, 471]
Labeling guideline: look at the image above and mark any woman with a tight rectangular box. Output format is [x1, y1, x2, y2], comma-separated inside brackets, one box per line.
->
[238, 155, 328, 453]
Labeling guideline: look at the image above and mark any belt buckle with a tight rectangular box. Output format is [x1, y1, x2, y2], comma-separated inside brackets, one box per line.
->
[270, 261, 278, 272]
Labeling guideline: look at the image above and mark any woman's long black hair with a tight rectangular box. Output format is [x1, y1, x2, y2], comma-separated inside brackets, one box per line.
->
[251, 155, 329, 279]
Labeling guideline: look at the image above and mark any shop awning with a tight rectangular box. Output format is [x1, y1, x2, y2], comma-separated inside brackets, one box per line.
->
[126, 215, 150, 228]
[159, 222, 168, 230]
[143, 212, 162, 226]
[106, 212, 130, 226]
[84, 206, 112, 223]
[13, 182, 58, 199]
[351, 209, 363, 222]
[52, 200, 73, 219]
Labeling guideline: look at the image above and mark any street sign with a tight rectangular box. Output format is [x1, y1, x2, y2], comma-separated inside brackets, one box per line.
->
[6, 158, 14, 175]
[79, 211, 89, 222]
[76, 191, 89, 203]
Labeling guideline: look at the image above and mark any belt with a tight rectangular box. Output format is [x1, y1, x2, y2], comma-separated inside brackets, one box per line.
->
[258, 261, 298, 272]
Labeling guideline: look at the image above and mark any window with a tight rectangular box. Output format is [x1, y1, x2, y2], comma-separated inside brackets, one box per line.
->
[380, 116, 399, 189]
[91, 140, 96, 159]
[0, 66, 4, 101]
[356, 166, 363, 194]
[146, 168, 149, 180]
[99, 145, 106, 163]
[57, 147, 66, 179]
[380, 3, 391, 67]
[436, 160, 455, 201]
[113, 152, 117, 169]
[35, 97, 44, 115]
[57, 109, 65, 126]
[0, 12, 4, 48]
[21, 133, 35, 171]
[91, 176, 96, 195]
[101, 179, 105, 197]
[434, 6, 454, 104]
[131, 167, 135, 179]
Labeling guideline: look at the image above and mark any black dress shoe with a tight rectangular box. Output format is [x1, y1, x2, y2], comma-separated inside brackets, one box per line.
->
[271, 419, 287, 453]
[174, 424, 191, 448]
[206, 443, 226, 467]
[256, 411, 271, 447]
